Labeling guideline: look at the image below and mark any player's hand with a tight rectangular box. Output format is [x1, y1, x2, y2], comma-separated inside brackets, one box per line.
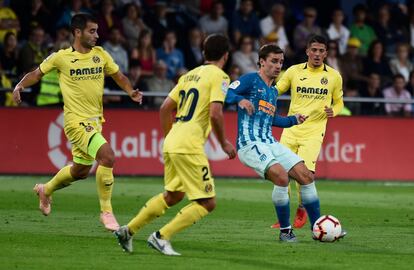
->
[238, 99, 254, 115]
[12, 85, 23, 104]
[324, 106, 334, 117]
[130, 89, 143, 104]
[295, 114, 308, 124]
[221, 140, 236, 160]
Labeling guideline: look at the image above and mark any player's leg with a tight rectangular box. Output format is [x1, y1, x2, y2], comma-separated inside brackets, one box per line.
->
[288, 162, 320, 229]
[34, 154, 91, 216]
[149, 154, 214, 255]
[272, 135, 300, 229]
[90, 134, 120, 231]
[115, 152, 184, 253]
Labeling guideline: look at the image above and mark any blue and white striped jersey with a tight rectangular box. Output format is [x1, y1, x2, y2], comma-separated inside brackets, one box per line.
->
[225, 72, 297, 150]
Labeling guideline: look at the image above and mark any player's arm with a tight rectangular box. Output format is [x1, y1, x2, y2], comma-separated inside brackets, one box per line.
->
[325, 74, 344, 117]
[275, 67, 292, 95]
[225, 78, 254, 115]
[272, 114, 308, 128]
[210, 102, 236, 159]
[110, 71, 143, 104]
[159, 96, 177, 137]
[12, 68, 44, 104]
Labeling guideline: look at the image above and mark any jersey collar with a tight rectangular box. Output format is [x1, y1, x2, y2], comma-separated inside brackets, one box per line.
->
[303, 63, 328, 72]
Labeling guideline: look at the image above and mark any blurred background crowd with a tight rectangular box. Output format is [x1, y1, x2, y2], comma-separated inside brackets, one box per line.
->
[0, 0, 413, 117]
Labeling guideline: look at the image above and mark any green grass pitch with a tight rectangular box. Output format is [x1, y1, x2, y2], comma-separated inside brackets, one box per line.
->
[1, 176, 413, 270]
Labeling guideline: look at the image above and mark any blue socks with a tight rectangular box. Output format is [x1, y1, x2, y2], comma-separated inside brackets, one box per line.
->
[272, 185, 291, 229]
[300, 182, 320, 227]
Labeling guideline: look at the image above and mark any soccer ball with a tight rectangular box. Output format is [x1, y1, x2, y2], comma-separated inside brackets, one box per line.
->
[312, 215, 342, 242]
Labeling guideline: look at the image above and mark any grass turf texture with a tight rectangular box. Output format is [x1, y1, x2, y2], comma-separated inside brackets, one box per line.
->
[1, 176, 413, 270]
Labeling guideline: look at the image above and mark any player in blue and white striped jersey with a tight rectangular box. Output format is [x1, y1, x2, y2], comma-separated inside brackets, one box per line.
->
[225, 44, 321, 242]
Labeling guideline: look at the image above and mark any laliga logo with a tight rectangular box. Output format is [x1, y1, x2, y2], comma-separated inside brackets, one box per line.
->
[47, 112, 97, 170]
[47, 112, 71, 169]
[204, 133, 228, 161]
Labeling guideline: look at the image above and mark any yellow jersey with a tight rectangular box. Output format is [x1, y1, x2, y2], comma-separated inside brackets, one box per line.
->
[163, 64, 230, 154]
[39, 46, 119, 122]
[276, 63, 343, 137]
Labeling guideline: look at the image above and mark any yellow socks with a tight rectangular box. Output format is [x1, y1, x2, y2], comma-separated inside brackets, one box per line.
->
[96, 165, 114, 213]
[159, 202, 209, 240]
[44, 166, 74, 196]
[128, 193, 168, 235]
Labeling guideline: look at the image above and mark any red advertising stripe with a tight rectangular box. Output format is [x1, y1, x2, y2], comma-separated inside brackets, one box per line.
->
[1, 108, 413, 181]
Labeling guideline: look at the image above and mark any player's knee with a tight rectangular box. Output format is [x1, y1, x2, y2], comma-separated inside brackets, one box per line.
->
[97, 150, 115, 167]
[266, 167, 289, 186]
[72, 170, 89, 180]
[164, 191, 184, 206]
[299, 170, 314, 185]
[197, 198, 216, 212]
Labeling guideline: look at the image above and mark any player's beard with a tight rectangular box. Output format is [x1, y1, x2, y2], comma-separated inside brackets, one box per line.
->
[80, 39, 95, 49]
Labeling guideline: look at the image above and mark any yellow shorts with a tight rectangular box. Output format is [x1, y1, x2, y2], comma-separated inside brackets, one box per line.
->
[280, 134, 323, 172]
[64, 117, 107, 165]
[164, 153, 215, 201]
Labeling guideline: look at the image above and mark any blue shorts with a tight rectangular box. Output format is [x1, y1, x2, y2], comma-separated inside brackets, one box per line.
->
[238, 141, 303, 178]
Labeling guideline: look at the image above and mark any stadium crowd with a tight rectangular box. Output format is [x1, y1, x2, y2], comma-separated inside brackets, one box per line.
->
[0, 0, 413, 117]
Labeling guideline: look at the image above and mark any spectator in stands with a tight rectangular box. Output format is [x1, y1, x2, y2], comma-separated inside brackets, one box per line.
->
[103, 27, 129, 74]
[228, 64, 241, 82]
[383, 74, 412, 117]
[52, 26, 71, 52]
[260, 3, 290, 53]
[408, 11, 414, 51]
[0, 0, 20, 44]
[130, 29, 156, 77]
[232, 35, 258, 74]
[0, 31, 18, 80]
[122, 3, 147, 50]
[293, 7, 322, 59]
[156, 30, 185, 80]
[96, 0, 124, 44]
[183, 27, 203, 70]
[231, 0, 261, 45]
[359, 73, 386, 115]
[199, 1, 228, 36]
[144, 60, 174, 108]
[340, 37, 367, 87]
[389, 42, 413, 82]
[326, 8, 349, 55]
[325, 40, 341, 72]
[372, 4, 407, 58]
[363, 40, 392, 86]
[344, 80, 361, 115]
[349, 4, 376, 56]
[143, 2, 171, 48]
[56, 0, 89, 29]
[167, 0, 198, 48]
[119, 59, 147, 108]
[18, 26, 47, 74]
[406, 70, 414, 95]
[19, 0, 51, 40]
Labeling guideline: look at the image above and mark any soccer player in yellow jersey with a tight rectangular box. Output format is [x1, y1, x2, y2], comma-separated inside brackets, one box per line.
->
[12, 14, 143, 231]
[271, 35, 344, 229]
[115, 34, 236, 256]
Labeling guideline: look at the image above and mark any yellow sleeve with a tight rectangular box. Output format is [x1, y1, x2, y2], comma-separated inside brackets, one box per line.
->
[210, 72, 228, 103]
[168, 79, 182, 103]
[102, 49, 120, 75]
[276, 67, 293, 95]
[39, 52, 59, 74]
[332, 73, 344, 116]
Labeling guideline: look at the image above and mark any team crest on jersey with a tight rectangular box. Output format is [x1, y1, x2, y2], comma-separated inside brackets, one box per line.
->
[321, 77, 328, 85]
[229, 80, 240, 89]
[205, 184, 213, 193]
[92, 56, 100, 63]
[79, 122, 94, 132]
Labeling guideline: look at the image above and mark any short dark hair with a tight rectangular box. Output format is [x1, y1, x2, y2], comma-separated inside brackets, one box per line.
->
[71, 13, 98, 35]
[306, 34, 328, 49]
[393, 73, 405, 81]
[203, 34, 230, 61]
[257, 43, 283, 66]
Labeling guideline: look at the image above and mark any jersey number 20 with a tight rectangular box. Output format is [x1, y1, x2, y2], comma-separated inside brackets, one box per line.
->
[178, 88, 199, 121]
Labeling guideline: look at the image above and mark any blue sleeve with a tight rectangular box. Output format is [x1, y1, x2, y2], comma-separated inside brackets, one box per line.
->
[272, 115, 298, 128]
[225, 76, 251, 104]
